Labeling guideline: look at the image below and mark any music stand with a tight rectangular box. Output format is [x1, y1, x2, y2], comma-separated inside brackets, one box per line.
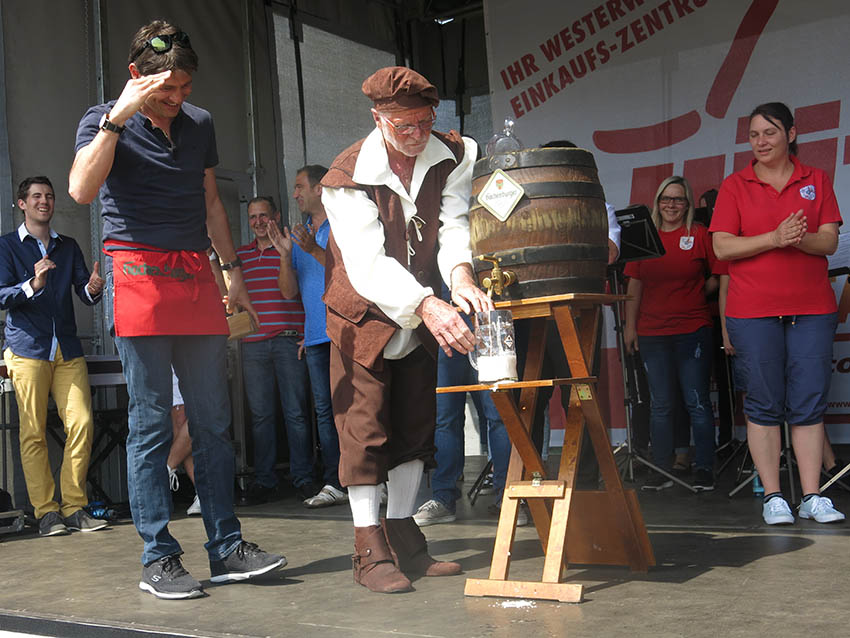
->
[714, 343, 748, 478]
[609, 207, 697, 492]
[818, 262, 850, 493]
[616, 205, 666, 263]
[821, 461, 850, 492]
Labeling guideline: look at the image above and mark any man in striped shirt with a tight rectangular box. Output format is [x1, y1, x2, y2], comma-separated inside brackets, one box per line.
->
[236, 196, 315, 505]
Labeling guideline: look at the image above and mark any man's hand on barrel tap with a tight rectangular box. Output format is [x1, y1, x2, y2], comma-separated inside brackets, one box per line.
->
[449, 263, 493, 315]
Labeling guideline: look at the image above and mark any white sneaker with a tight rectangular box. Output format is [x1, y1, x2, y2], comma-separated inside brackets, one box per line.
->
[516, 501, 529, 527]
[763, 496, 795, 525]
[186, 494, 201, 516]
[413, 499, 456, 526]
[798, 495, 845, 523]
[168, 466, 179, 492]
[303, 485, 348, 508]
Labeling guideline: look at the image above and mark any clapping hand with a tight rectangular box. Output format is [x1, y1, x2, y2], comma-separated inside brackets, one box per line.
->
[31, 256, 56, 292]
[291, 223, 318, 255]
[267, 221, 292, 257]
[772, 209, 807, 248]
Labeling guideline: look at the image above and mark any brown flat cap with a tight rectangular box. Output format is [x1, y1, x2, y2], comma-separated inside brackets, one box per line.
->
[362, 66, 439, 112]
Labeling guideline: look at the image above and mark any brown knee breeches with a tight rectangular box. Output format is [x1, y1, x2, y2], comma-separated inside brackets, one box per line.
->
[330, 344, 437, 486]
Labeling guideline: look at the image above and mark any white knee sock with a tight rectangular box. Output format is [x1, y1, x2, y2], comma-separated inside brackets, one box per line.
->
[348, 484, 382, 527]
[386, 459, 425, 519]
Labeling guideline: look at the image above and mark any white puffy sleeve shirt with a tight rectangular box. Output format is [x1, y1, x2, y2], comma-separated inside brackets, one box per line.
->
[322, 128, 476, 359]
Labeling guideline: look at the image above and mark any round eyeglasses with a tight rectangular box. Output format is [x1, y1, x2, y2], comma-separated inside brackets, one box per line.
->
[380, 113, 436, 136]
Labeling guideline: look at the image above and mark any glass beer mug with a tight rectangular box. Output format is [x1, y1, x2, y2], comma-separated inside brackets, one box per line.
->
[469, 309, 518, 383]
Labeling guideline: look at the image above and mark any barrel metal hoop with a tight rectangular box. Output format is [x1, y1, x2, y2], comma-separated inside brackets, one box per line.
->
[497, 277, 605, 299]
[474, 244, 607, 272]
[470, 181, 606, 210]
[473, 148, 598, 179]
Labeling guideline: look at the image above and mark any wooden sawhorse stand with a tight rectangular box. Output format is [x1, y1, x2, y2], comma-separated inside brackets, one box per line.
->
[438, 293, 654, 603]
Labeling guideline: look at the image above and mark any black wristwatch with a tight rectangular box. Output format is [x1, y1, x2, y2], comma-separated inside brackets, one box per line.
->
[99, 113, 125, 135]
[220, 257, 243, 271]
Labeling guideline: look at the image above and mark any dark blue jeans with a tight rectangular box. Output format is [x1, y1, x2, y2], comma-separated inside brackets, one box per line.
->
[305, 342, 341, 489]
[115, 334, 242, 565]
[638, 326, 715, 472]
[433, 347, 511, 511]
[241, 335, 312, 488]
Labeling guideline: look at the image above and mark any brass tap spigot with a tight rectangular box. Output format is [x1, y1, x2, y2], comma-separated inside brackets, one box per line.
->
[477, 254, 516, 298]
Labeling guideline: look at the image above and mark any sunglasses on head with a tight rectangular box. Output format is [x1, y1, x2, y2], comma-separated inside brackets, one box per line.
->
[130, 31, 192, 63]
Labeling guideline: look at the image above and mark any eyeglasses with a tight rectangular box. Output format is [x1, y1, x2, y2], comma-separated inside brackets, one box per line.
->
[380, 112, 436, 135]
[659, 196, 688, 206]
[130, 32, 192, 63]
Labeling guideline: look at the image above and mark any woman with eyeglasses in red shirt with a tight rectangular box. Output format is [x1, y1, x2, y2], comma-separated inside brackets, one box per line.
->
[624, 176, 718, 492]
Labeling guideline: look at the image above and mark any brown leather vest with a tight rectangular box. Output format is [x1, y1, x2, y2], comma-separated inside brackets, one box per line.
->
[322, 130, 466, 371]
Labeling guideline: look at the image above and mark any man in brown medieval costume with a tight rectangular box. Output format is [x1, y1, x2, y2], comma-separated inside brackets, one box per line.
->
[321, 66, 492, 593]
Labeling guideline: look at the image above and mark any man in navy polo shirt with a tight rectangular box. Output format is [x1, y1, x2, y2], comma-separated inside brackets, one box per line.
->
[69, 19, 283, 600]
[0, 176, 108, 538]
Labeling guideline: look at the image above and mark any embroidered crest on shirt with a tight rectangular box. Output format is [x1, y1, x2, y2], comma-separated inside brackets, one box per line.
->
[799, 185, 816, 201]
[679, 236, 694, 250]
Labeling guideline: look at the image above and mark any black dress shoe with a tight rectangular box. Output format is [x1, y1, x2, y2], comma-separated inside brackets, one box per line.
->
[295, 482, 319, 501]
[240, 484, 277, 506]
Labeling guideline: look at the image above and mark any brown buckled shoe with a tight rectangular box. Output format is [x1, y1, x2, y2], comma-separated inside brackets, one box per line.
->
[353, 525, 413, 593]
[382, 517, 462, 577]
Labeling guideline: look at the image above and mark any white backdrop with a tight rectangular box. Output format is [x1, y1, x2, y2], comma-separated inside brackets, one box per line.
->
[483, 0, 850, 439]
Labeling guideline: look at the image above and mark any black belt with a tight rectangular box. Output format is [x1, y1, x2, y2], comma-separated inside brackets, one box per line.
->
[277, 330, 300, 337]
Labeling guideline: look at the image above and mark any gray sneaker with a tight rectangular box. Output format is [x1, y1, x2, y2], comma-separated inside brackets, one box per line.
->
[64, 509, 109, 532]
[139, 555, 204, 599]
[413, 499, 456, 526]
[38, 511, 70, 537]
[209, 541, 286, 583]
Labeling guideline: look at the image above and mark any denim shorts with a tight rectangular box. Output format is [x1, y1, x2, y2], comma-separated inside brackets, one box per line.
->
[726, 313, 837, 426]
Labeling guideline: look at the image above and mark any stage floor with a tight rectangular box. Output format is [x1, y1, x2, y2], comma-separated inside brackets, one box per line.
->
[1, 453, 849, 638]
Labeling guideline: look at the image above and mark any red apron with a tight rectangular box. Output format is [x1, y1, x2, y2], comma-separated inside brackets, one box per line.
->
[104, 240, 228, 337]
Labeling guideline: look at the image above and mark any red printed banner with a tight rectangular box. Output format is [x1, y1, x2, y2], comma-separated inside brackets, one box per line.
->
[485, 0, 850, 440]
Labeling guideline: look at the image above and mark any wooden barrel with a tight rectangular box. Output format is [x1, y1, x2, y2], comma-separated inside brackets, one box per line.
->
[469, 147, 608, 300]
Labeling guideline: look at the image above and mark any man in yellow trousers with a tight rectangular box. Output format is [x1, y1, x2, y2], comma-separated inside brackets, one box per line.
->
[0, 176, 108, 536]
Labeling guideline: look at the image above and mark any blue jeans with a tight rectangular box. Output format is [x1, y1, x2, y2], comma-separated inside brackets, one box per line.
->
[638, 326, 715, 472]
[433, 348, 511, 510]
[115, 334, 242, 565]
[305, 342, 341, 489]
[241, 335, 312, 488]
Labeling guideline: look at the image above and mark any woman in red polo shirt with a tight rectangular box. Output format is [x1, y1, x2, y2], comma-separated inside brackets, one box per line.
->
[711, 102, 844, 526]
[624, 176, 717, 492]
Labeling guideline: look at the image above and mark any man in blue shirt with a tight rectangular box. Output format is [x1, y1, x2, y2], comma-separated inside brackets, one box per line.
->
[270, 165, 345, 508]
[68, 19, 283, 600]
[0, 176, 107, 537]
